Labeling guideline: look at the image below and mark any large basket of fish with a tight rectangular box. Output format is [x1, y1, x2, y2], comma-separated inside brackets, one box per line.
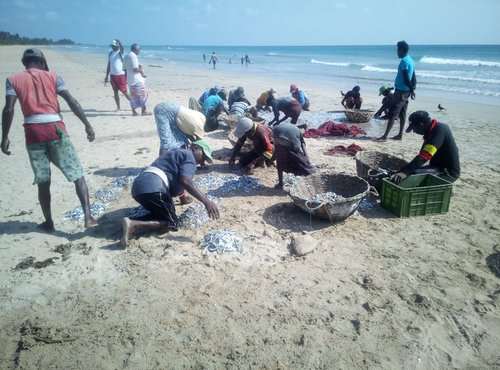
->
[289, 173, 370, 222]
[355, 151, 408, 191]
[344, 109, 374, 123]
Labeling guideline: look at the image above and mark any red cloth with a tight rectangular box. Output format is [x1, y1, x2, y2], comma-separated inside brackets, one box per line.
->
[304, 120, 366, 138]
[324, 143, 363, 156]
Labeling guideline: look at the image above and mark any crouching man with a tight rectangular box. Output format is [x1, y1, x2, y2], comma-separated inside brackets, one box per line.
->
[391, 111, 460, 184]
[121, 140, 219, 247]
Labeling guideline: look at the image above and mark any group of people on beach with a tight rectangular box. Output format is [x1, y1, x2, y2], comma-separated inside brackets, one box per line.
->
[1, 39, 459, 247]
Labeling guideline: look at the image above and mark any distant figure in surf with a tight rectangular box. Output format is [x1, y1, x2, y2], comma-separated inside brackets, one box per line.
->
[209, 52, 218, 69]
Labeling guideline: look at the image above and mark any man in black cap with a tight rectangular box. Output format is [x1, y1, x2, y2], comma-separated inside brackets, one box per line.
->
[391, 111, 460, 184]
[1, 48, 97, 232]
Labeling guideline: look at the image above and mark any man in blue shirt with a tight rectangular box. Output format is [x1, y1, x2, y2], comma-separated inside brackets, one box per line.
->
[121, 141, 219, 247]
[376, 41, 416, 141]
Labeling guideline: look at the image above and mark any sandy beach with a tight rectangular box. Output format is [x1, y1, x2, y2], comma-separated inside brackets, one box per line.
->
[0, 45, 499, 369]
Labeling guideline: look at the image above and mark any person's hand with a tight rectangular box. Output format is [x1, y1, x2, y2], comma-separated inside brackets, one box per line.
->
[1, 137, 11, 155]
[410, 90, 416, 100]
[85, 126, 95, 142]
[390, 172, 407, 184]
[204, 200, 220, 219]
[104, 77, 108, 86]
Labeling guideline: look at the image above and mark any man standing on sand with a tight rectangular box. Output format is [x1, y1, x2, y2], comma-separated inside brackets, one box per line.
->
[1, 48, 97, 232]
[209, 52, 218, 69]
[104, 39, 130, 111]
[123, 43, 151, 116]
[376, 40, 416, 141]
[121, 142, 219, 247]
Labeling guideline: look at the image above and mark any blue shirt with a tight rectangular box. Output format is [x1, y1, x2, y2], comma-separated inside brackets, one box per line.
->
[394, 55, 415, 91]
[132, 148, 196, 197]
[202, 95, 223, 116]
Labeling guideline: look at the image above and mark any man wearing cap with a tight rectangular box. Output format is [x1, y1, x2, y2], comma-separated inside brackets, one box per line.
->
[374, 84, 395, 119]
[229, 117, 274, 175]
[290, 84, 310, 111]
[123, 43, 151, 116]
[1, 48, 97, 232]
[104, 39, 130, 111]
[121, 141, 219, 247]
[376, 40, 416, 141]
[391, 111, 460, 184]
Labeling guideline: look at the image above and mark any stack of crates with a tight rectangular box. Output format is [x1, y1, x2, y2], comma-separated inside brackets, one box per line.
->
[381, 174, 453, 217]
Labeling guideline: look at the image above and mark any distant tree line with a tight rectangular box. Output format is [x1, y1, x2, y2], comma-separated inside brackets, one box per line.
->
[0, 31, 75, 45]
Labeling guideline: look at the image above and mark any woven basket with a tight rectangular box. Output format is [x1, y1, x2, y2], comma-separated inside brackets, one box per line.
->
[344, 109, 374, 123]
[228, 129, 253, 153]
[355, 151, 408, 190]
[289, 173, 369, 222]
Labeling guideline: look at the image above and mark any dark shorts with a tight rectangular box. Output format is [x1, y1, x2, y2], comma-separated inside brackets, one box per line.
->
[132, 192, 179, 229]
[388, 90, 410, 120]
[110, 74, 127, 93]
[27, 137, 84, 184]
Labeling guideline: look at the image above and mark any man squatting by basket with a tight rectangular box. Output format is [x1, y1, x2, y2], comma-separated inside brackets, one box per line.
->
[390, 111, 460, 184]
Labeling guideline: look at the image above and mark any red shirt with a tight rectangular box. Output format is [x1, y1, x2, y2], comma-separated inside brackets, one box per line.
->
[8, 68, 69, 144]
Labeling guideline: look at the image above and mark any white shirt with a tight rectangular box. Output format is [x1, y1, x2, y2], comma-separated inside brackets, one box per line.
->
[109, 50, 125, 75]
[123, 52, 144, 85]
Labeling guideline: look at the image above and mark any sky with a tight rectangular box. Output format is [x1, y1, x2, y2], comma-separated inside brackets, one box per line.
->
[1, 0, 500, 46]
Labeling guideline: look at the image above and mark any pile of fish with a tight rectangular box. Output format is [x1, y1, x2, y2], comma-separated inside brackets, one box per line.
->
[308, 191, 344, 204]
[195, 174, 263, 196]
[201, 229, 245, 254]
[63, 203, 106, 222]
[64, 172, 140, 222]
[177, 196, 219, 230]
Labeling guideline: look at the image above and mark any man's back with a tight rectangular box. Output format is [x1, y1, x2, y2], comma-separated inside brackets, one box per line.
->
[8, 68, 60, 117]
[425, 122, 460, 178]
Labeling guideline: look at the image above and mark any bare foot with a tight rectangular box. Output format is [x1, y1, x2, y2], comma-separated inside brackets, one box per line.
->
[374, 136, 387, 142]
[391, 135, 402, 140]
[85, 217, 98, 228]
[37, 221, 55, 233]
[114, 108, 121, 112]
[121, 217, 133, 248]
[142, 111, 152, 116]
[132, 111, 139, 116]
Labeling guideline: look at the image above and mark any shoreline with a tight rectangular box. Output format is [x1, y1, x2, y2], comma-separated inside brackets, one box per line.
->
[0, 45, 499, 369]
[48, 43, 500, 108]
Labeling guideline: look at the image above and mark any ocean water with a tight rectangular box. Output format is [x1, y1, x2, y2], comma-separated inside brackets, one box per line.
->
[55, 44, 500, 105]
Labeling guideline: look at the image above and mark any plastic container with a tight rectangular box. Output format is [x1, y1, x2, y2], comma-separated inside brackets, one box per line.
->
[381, 174, 452, 217]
